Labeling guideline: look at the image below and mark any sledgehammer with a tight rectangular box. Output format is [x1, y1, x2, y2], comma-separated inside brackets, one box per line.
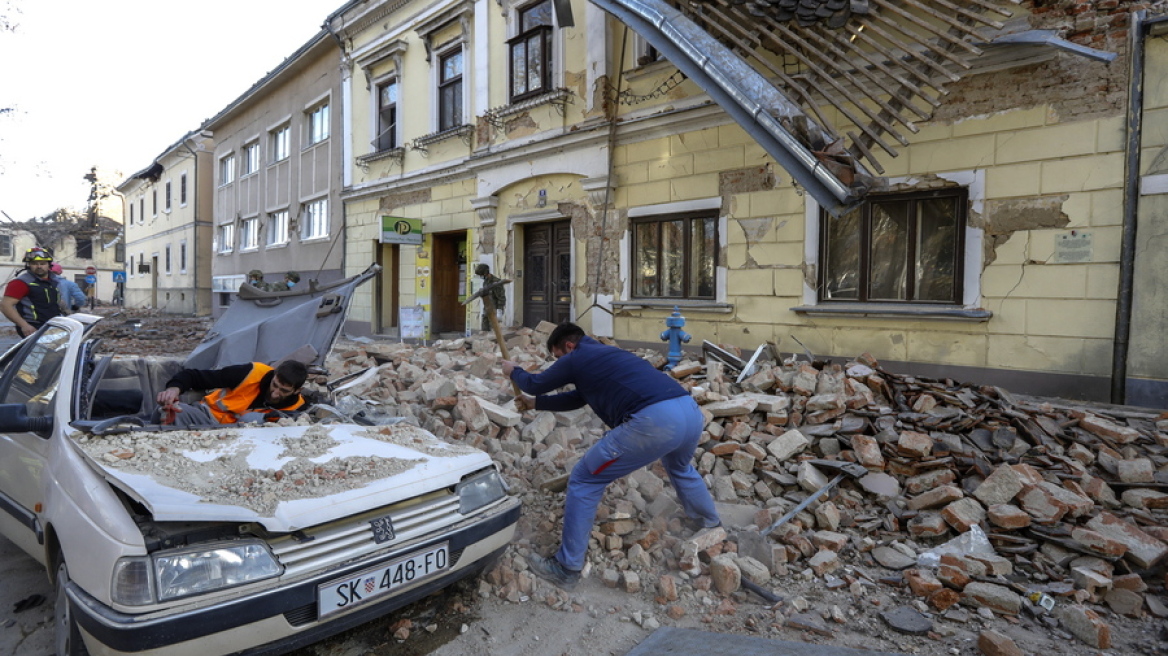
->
[461, 277, 520, 396]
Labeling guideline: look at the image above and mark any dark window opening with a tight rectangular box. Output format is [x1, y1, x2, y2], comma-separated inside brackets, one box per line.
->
[819, 188, 967, 304]
[631, 211, 717, 300]
[76, 238, 93, 259]
[509, 0, 553, 102]
[438, 49, 463, 132]
[377, 79, 399, 151]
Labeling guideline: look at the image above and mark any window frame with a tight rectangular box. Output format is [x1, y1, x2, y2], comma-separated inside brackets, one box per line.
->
[437, 48, 464, 132]
[300, 199, 328, 241]
[151, 189, 158, 216]
[240, 217, 260, 252]
[816, 187, 968, 305]
[180, 172, 188, 206]
[164, 181, 172, 212]
[179, 240, 187, 273]
[271, 124, 291, 162]
[629, 210, 719, 301]
[375, 78, 400, 152]
[219, 153, 236, 186]
[165, 244, 172, 274]
[267, 209, 289, 247]
[308, 103, 330, 145]
[508, 0, 554, 103]
[217, 224, 235, 254]
[242, 142, 260, 176]
[76, 238, 93, 260]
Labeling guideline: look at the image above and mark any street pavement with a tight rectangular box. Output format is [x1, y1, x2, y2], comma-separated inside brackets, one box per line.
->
[0, 534, 53, 656]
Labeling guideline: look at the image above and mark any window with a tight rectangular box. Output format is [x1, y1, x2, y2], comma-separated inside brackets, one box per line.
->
[272, 125, 290, 161]
[376, 79, 399, 151]
[308, 103, 330, 144]
[631, 212, 717, 299]
[0, 235, 10, 258]
[819, 188, 967, 304]
[129, 255, 134, 278]
[152, 189, 158, 216]
[301, 199, 328, 240]
[243, 142, 260, 175]
[180, 173, 188, 205]
[4, 327, 69, 419]
[509, 0, 553, 102]
[180, 241, 187, 272]
[165, 181, 172, 212]
[218, 224, 235, 254]
[240, 217, 259, 251]
[165, 244, 172, 273]
[219, 154, 236, 185]
[267, 210, 289, 246]
[129, 204, 135, 224]
[115, 243, 124, 263]
[139, 199, 144, 224]
[76, 238, 93, 259]
[438, 49, 463, 131]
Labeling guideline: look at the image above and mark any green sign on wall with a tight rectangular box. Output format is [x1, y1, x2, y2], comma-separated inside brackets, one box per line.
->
[381, 216, 422, 245]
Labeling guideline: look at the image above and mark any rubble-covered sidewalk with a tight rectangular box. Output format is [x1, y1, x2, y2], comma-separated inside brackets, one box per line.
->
[325, 325, 1168, 656]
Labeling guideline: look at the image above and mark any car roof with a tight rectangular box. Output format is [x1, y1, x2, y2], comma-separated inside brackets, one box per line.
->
[183, 264, 380, 370]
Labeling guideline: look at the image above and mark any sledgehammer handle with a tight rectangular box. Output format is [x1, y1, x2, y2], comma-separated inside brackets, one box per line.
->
[484, 296, 522, 397]
[759, 472, 845, 537]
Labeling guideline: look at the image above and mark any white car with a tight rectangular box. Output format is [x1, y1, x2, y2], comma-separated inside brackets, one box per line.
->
[0, 267, 520, 655]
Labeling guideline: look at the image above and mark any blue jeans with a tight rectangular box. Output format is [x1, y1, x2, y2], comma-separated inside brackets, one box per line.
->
[554, 395, 720, 571]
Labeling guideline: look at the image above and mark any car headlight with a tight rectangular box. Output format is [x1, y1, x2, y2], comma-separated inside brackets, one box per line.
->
[456, 469, 507, 514]
[112, 541, 282, 605]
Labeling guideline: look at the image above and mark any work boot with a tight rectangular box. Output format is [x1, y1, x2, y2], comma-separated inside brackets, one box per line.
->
[528, 554, 581, 590]
[678, 515, 723, 534]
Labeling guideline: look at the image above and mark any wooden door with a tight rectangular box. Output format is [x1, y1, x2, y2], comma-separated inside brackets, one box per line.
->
[430, 232, 467, 335]
[522, 220, 571, 328]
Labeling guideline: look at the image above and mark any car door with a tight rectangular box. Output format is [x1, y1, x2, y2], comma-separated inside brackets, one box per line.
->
[0, 325, 72, 561]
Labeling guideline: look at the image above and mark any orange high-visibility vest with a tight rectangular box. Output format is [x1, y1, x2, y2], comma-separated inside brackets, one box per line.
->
[203, 363, 304, 424]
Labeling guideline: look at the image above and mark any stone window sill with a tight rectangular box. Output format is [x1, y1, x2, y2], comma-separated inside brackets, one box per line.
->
[791, 303, 992, 321]
[613, 299, 734, 313]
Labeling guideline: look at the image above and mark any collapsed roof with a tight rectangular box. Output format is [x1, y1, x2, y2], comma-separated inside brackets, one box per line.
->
[592, 0, 1108, 215]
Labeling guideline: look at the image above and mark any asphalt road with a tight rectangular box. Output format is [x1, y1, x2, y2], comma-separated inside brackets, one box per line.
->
[0, 534, 54, 656]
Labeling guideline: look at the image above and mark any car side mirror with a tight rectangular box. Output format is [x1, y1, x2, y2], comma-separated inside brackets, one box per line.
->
[0, 404, 53, 433]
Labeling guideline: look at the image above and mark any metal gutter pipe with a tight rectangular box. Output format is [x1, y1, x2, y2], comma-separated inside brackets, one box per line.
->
[588, 0, 871, 215]
[1112, 10, 1150, 403]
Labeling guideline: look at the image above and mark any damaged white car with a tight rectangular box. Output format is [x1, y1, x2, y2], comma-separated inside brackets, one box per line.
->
[0, 266, 521, 655]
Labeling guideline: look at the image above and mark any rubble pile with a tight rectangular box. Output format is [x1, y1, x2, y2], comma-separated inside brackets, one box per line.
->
[88, 309, 213, 356]
[327, 327, 1168, 655]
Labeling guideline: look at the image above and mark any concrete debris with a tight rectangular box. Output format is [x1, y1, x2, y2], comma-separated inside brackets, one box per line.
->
[325, 331, 1168, 654]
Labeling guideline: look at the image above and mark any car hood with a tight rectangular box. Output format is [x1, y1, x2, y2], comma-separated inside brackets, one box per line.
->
[184, 263, 380, 370]
[73, 422, 492, 533]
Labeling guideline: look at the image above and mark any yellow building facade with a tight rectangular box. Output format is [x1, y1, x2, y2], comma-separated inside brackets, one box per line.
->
[329, 0, 1168, 405]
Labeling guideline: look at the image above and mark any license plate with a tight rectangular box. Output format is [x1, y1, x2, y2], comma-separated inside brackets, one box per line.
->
[317, 543, 449, 618]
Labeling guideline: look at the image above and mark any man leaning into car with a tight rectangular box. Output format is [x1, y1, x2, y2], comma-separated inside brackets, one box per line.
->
[154, 360, 309, 428]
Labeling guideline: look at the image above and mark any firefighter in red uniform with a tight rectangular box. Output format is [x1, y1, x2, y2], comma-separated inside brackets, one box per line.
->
[1, 247, 64, 338]
[155, 360, 308, 428]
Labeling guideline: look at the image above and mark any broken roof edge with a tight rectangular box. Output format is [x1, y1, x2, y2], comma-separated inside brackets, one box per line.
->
[980, 29, 1118, 63]
[591, 0, 878, 215]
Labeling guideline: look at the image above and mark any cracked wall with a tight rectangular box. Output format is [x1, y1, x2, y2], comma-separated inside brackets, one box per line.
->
[980, 195, 1070, 266]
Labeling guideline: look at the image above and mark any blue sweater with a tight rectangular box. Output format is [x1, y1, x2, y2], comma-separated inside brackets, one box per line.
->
[509, 336, 687, 428]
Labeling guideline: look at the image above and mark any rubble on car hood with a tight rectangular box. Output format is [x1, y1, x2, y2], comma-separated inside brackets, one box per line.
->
[325, 325, 1168, 654]
[72, 421, 488, 533]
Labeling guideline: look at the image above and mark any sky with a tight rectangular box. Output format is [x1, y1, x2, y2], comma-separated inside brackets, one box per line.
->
[0, 0, 343, 221]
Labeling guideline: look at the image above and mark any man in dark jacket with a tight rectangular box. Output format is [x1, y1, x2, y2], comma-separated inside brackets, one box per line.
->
[502, 322, 720, 590]
[1, 247, 64, 338]
[155, 360, 309, 428]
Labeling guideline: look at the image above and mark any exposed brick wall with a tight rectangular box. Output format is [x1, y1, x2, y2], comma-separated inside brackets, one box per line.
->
[379, 189, 431, 211]
[933, 1, 1168, 122]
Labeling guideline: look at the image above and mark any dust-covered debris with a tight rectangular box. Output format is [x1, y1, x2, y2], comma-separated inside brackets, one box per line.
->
[323, 324, 1168, 656]
[74, 425, 420, 516]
